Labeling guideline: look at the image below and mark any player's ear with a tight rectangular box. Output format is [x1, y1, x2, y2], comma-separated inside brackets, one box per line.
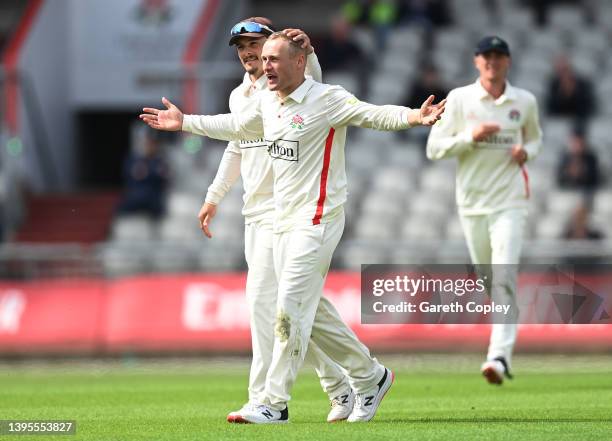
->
[296, 53, 305, 69]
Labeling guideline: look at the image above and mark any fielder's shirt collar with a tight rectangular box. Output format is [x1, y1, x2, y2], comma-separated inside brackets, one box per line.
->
[242, 72, 268, 96]
[475, 79, 517, 104]
[281, 78, 314, 104]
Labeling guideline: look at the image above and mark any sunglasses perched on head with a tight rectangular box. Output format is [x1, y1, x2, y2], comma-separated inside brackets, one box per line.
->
[230, 21, 274, 37]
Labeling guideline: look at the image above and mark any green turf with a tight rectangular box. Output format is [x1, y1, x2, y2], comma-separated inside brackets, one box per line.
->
[1, 355, 611, 441]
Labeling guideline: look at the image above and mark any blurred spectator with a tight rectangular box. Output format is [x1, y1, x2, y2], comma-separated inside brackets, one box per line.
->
[402, 62, 448, 109]
[342, 0, 398, 51]
[556, 127, 601, 192]
[342, 0, 369, 25]
[521, 0, 595, 27]
[546, 55, 596, 123]
[401, 62, 448, 151]
[116, 133, 169, 220]
[563, 202, 603, 240]
[317, 17, 369, 96]
[482, 0, 501, 25]
[398, 0, 453, 29]
[522, 0, 553, 27]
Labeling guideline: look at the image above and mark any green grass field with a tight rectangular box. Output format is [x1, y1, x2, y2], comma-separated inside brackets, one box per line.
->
[1, 355, 611, 441]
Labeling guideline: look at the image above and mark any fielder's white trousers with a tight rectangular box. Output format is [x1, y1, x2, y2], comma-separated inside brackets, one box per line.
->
[244, 219, 349, 404]
[459, 208, 528, 368]
[264, 213, 384, 410]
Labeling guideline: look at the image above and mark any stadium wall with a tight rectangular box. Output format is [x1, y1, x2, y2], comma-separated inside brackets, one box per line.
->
[0, 272, 610, 355]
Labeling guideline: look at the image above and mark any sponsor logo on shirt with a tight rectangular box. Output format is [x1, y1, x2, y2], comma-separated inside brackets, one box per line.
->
[239, 138, 268, 149]
[509, 109, 521, 121]
[477, 129, 518, 149]
[290, 114, 305, 130]
[268, 139, 299, 161]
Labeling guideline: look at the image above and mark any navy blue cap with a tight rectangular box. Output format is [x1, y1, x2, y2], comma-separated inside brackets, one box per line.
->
[474, 36, 510, 56]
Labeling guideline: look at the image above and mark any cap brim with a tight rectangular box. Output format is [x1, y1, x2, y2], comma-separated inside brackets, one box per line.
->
[229, 33, 268, 46]
[475, 47, 510, 56]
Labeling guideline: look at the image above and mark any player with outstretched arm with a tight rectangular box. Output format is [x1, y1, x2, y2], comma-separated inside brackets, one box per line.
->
[142, 31, 445, 423]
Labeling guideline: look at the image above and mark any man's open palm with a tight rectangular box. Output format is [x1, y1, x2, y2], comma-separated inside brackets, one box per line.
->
[140, 97, 184, 131]
[419, 95, 447, 126]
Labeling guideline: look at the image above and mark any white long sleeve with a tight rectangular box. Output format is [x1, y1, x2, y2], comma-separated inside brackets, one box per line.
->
[326, 86, 412, 130]
[305, 52, 322, 82]
[182, 109, 264, 142]
[204, 141, 242, 205]
[426, 88, 474, 160]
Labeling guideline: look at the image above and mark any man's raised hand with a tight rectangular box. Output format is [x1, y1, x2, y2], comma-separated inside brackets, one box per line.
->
[419, 95, 447, 126]
[283, 28, 314, 54]
[140, 97, 184, 131]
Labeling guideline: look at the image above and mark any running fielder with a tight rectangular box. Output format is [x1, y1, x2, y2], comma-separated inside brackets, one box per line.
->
[142, 31, 445, 423]
[426, 36, 543, 385]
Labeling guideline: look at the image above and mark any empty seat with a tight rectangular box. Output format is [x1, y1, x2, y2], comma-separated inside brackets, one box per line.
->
[198, 244, 243, 271]
[408, 193, 452, 218]
[370, 167, 415, 193]
[150, 243, 198, 273]
[420, 166, 456, 199]
[166, 192, 204, 219]
[335, 241, 390, 270]
[400, 215, 444, 241]
[445, 216, 465, 240]
[110, 215, 156, 242]
[535, 214, 567, 239]
[547, 191, 586, 215]
[99, 243, 151, 277]
[323, 72, 359, 94]
[593, 190, 612, 217]
[353, 215, 398, 241]
[159, 218, 202, 241]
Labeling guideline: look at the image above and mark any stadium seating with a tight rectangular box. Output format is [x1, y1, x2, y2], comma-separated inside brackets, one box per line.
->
[95, 0, 612, 273]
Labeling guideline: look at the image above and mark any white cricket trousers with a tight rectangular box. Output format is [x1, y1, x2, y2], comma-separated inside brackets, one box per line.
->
[244, 218, 349, 404]
[459, 208, 528, 368]
[264, 213, 384, 410]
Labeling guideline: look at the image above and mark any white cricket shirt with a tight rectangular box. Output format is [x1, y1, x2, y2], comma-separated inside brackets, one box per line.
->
[184, 78, 413, 232]
[426, 79, 542, 215]
[204, 53, 322, 224]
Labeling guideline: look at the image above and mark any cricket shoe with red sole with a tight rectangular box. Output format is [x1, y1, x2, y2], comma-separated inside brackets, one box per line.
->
[238, 404, 289, 424]
[227, 402, 259, 423]
[481, 356, 513, 385]
[347, 368, 394, 422]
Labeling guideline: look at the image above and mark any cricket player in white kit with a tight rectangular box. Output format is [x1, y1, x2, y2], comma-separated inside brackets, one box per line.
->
[144, 18, 355, 422]
[426, 36, 542, 385]
[198, 19, 355, 422]
[142, 32, 445, 423]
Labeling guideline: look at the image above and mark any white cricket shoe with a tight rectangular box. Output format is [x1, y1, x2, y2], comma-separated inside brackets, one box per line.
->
[327, 389, 355, 422]
[226, 402, 259, 423]
[239, 404, 289, 424]
[481, 357, 513, 385]
[347, 368, 394, 423]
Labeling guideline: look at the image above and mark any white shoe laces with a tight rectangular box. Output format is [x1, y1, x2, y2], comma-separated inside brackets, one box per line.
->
[354, 393, 364, 408]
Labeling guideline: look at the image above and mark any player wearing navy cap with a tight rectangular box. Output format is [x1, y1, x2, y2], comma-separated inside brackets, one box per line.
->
[427, 36, 543, 385]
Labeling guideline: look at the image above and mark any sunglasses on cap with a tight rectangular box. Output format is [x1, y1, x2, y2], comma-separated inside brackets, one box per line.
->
[230, 21, 274, 37]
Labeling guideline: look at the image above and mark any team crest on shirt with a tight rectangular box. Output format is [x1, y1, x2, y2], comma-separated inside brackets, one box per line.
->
[290, 114, 305, 129]
[508, 109, 521, 121]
